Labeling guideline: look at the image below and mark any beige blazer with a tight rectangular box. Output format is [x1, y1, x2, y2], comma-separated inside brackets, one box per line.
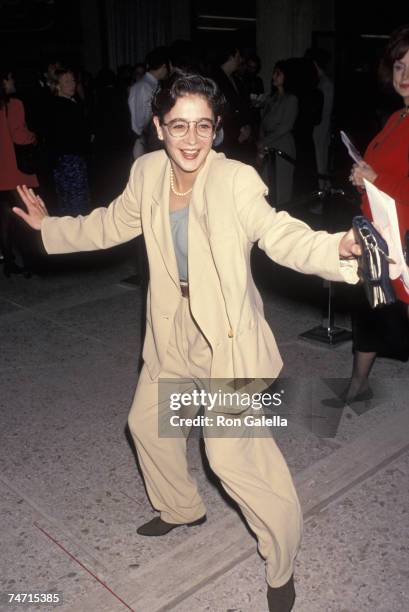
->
[42, 150, 357, 381]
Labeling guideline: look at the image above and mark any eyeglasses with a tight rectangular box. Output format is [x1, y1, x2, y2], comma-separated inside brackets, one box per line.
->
[161, 118, 216, 138]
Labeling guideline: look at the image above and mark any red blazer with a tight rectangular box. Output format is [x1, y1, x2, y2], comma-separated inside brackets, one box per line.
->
[361, 109, 409, 303]
[0, 98, 39, 191]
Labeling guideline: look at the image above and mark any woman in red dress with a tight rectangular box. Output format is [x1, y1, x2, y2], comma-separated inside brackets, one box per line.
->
[0, 68, 38, 276]
[348, 25, 409, 401]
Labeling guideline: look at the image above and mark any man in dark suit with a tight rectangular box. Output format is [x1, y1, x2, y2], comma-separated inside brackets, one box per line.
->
[211, 46, 254, 163]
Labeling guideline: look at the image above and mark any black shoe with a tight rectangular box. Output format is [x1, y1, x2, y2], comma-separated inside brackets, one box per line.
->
[321, 397, 346, 409]
[267, 575, 295, 612]
[345, 388, 374, 404]
[136, 514, 207, 537]
[321, 387, 374, 409]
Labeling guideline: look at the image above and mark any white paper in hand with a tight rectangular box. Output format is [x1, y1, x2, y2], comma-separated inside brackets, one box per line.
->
[340, 130, 363, 164]
[364, 179, 409, 294]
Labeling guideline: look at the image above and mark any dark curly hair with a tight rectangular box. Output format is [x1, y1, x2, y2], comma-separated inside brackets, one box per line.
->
[151, 71, 225, 128]
[379, 24, 409, 90]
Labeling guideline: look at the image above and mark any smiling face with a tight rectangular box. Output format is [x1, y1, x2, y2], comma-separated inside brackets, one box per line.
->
[393, 48, 409, 104]
[154, 94, 217, 179]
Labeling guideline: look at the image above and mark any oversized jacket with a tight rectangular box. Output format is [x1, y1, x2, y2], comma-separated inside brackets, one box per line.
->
[41, 149, 358, 381]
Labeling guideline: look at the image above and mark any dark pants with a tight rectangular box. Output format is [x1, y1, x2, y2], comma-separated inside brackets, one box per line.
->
[0, 190, 19, 266]
[0, 190, 45, 272]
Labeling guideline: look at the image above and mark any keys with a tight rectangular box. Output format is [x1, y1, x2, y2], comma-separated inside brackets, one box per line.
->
[368, 242, 396, 264]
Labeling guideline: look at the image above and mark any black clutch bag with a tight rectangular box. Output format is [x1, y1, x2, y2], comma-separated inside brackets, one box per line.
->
[352, 215, 396, 308]
[404, 230, 409, 266]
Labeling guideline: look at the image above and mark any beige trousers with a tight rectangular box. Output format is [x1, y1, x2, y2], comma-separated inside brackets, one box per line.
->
[128, 296, 302, 588]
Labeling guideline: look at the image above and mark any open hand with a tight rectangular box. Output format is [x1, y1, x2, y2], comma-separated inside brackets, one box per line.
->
[14, 185, 49, 230]
[339, 228, 362, 259]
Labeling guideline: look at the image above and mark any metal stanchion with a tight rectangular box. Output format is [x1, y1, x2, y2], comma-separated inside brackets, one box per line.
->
[261, 148, 353, 347]
[299, 187, 353, 347]
[262, 147, 295, 208]
[299, 279, 352, 346]
[299, 130, 354, 346]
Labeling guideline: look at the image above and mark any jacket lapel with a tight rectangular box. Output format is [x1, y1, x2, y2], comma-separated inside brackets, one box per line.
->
[151, 158, 180, 289]
[188, 150, 221, 296]
[151, 150, 223, 293]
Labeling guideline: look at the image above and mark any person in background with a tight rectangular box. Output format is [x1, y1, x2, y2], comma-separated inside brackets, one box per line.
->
[211, 45, 253, 162]
[348, 24, 409, 403]
[289, 57, 323, 201]
[258, 59, 298, 208]
[132, 62, 146, 83]
[23, 58, 63, 209]
[240, 53, 266, 136]
[47, 69, 91, 216]
[26, 58, 63, 136]
[0, 67, 38, 277]
[127, 47, 170, 293]
[15, 72, 361, 612]
[305, 48, 334, 190]
[92, 69, 134, 203]
[169, 40, 202, 74]
[243, 53, 265, 98]
[117, 64, 134, 95]
[39, 58, 63, 91]
[128, 46, 170, 160]
[75, 67, 94, 117]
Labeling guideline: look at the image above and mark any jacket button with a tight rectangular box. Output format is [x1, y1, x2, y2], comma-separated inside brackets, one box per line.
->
[228, 328, 234, 338]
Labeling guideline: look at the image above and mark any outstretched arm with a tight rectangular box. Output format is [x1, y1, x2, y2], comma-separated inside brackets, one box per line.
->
[14, 162, 143, 254]
[233, 164, 360, 283]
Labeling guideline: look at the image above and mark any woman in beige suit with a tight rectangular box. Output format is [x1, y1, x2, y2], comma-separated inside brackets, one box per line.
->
[15, 73, 360, 611]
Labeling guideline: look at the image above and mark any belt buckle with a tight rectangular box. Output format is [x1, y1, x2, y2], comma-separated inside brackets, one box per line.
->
[180, 282, 189, 298]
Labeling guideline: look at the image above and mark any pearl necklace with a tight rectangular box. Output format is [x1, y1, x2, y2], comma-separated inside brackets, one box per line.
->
[401, 105, 409, 118]
[170, 167, 193, 197]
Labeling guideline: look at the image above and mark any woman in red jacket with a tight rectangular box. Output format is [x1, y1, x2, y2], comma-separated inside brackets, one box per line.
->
[348, 24, 409, 401]
[0, 68, 38, 276]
